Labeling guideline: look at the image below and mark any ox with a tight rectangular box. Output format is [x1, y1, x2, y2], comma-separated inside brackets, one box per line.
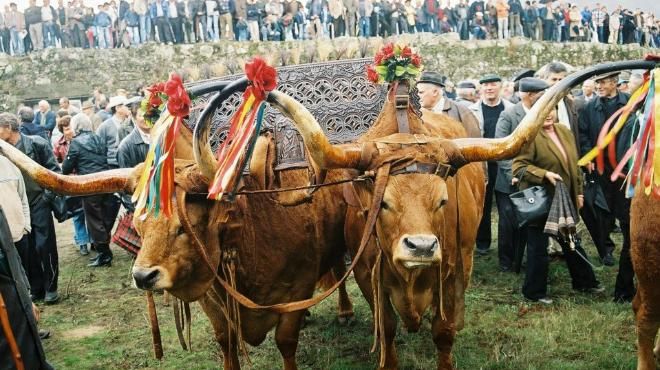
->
[0, 123, 354, 370]
[260, 60, 630, 369]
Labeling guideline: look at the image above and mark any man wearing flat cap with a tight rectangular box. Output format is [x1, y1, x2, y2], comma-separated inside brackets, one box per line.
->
[417, 71, 481, 138]
[493, 77, 548, 272]
[469, 73, 514, 255]
[578, 70, 635, 303]
[455, 80, 479, 107]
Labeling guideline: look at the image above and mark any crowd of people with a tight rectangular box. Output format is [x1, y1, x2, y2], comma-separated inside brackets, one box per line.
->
[0, 0, 658, 55]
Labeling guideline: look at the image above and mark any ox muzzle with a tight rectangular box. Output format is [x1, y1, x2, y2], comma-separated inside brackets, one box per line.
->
[394, 234, 441, 269]
[132, 266, 164, 290]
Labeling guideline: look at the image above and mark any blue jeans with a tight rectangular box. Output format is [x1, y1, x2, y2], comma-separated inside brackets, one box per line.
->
[72, 210, 90, 246]
[43, 21, 57, 47]
[139, 14, 151, 42]
[97, 26, 111, 48]
[207, 14, 219, 41]
[10, 28, 24, 55]
[359, 16, 370, 37]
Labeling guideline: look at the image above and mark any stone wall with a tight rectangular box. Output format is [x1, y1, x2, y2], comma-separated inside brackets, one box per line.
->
[0, 33, 653, 111]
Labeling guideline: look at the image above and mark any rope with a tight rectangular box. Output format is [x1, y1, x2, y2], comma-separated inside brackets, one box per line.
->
[146, 291, 163, 360]
[0, 292, 24, 370]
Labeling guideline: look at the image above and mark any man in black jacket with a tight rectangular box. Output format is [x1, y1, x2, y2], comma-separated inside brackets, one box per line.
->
[0, 113, 60, 304]
[578, 71, 634, 303]
[17, 106, 48, 140]
[117, 109, 150, 210]
[0, 206, 53, 370]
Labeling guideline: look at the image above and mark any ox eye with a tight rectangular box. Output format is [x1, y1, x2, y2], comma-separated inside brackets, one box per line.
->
[437, 199, 448, 209]
[176, 227, 185, 236]
[380, 201, 390, 211]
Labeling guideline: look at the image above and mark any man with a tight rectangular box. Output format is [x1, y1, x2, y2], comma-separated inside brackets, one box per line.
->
[469, 74, 513, 255]
[578, 71, 634, 303]
[6, 3, 25, 56]
[494, 77, 548, 272]
[580, 79, 596, 102]
[167, 0, 183, 43]
[454, 80, 478, 107]
[417, 71, 481, 138]
[96, 95, 132, 169]
[59, 96, 80, 115]
[538, 62, 579, 143]
[0, 113, 60, 305]
[91, 97, 110, 132]
[67, 0, 85, 47]
[0, 6, 10, 55]
[41, 0, 58, 48]
[24, 0, 43, 52]
[18, 106, 48, 140]
[33, 100, 57, 136]
[149, 0, 173, 44]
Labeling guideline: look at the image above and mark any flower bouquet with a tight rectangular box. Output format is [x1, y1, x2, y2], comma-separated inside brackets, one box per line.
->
[366, 43, 423, 85]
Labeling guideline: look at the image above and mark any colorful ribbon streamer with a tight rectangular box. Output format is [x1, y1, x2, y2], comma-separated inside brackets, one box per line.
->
[133, 73, 191, 217]
[207, 58, 277, 200]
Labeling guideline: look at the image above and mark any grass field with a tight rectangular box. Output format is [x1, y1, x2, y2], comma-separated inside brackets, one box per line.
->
[39, 216, 639, 369]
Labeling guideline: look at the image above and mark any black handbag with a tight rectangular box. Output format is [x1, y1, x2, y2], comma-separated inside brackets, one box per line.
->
[509, 168, 551, 228]
[43, 190, 83, 223]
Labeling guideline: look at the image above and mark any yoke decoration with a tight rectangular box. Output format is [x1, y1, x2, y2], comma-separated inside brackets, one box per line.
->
[578, 59, 660, 199]
[207, 57, 277, 200]
[133, 73, 191, 217]
[366, 43, 422, 86]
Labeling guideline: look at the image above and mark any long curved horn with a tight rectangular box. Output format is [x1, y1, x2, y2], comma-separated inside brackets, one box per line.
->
[454, 60, 659, 162]
[192, 78, 249, 180]
[266, 90, 362, 169]
[0, 139, 135, 195]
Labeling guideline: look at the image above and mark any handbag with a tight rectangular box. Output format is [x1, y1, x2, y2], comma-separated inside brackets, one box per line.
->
[508, 167, 551, 228]
[43, 190, 82, 223]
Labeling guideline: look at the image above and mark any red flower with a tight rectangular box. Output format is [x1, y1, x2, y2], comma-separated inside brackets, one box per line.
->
[401, 46, 412, 58]
[374, 50, 385, 65]
[163, 73, 191, 117]
[411, 54, 422, 68]
[148, 93, 163, 108]
[366, 65, 380, 83]
[245, 57, 278, 100]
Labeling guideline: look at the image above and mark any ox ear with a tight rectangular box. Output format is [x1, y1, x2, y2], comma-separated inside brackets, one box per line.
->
[248, 133, 276, 190]
[173, 160, 210, 194]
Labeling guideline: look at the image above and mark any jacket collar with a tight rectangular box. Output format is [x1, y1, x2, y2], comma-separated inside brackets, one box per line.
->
[594, 91, 628, 111]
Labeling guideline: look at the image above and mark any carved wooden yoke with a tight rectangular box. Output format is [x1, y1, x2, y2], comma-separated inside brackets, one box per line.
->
[184, 58, 388, 171]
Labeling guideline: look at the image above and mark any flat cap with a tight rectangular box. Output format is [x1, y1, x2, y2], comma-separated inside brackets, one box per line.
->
[457, 80, 476, 89]
[512, 69, 536, 82]
[479, 74, 502, 84]
[593, 71, 620, 82]
[418, 71, 445, 87]
[518, 77, 550, 93]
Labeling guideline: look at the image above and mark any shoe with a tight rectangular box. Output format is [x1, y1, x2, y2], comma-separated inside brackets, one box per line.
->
[31, 293, 45, 302]
[476, 248, 490, 256]
[499, 265, 512, 273]
[88, 255, 112, 267]
[44, 291, 59, 305]
[586, 285, 605, 294]
[89, 254, 100, 262]
[536, 297, 553, 305]
[601, 254, 615, 266]
[39, 329, 51, 340]
[79, 244, 89, 256]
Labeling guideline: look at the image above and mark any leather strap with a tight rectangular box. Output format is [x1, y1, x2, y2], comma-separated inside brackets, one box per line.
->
[394, 83, 410, 134]
[175, 167, 389, 313]
[390, 162, 454, 179]
[145, 291, 163, 360]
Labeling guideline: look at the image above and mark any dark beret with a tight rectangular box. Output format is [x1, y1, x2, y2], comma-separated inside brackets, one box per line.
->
[512, 68, 536, 82]
[593, 71, 620, 82]
[479, 74, 502, 84]
[457, 80, 476, 89]
[418, 71, 445, 87]
[518, 77, 550, 93]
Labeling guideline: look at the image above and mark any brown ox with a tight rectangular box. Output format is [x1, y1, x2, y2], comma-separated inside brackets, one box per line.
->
[631, 184, 660, 370]
[0, 124, 354, 370]
[261, 60, 624, 368]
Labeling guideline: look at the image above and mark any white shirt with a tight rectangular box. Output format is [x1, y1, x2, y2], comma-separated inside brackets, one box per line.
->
[557, 100, 571, 130]
[431, 97, 446, 113]
[168, 1, 178, 18]
[138, 127, 151, 145]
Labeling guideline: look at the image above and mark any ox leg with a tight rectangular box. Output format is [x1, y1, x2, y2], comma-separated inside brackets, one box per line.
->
[378, 297, 400, 370]
[634, 294, 659, 370]
[217, 331, 240, 370]
[334, 258, 355, 324]
[274, 311, 305, 370]
[432, 273, 458, 370]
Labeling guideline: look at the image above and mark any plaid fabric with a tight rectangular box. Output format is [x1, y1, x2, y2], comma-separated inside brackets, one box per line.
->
[544, 182, 578, 241]
[111, 212, 141, 256]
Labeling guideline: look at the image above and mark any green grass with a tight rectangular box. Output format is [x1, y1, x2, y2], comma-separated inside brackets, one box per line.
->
[41, 217, 637, 369]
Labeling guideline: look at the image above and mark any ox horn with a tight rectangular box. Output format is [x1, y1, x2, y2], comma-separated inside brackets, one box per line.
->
[266, 90, 363, 169]
[0, 138, 135, 195]
[192, 78, 250, 180]
[454, 60, 659, 163]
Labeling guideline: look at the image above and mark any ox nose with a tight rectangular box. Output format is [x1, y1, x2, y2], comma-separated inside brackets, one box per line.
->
[132, 267, 160, 290]
[402, 236, 439, 257]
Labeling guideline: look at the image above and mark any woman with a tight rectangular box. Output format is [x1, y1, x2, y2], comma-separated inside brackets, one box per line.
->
[53, 115, 90, 256]
[62, 115, 118, 267]
[512, 107, 602, 304]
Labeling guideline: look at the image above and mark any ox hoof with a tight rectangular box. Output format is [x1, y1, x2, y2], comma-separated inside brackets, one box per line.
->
[337, 314, 355, 326]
